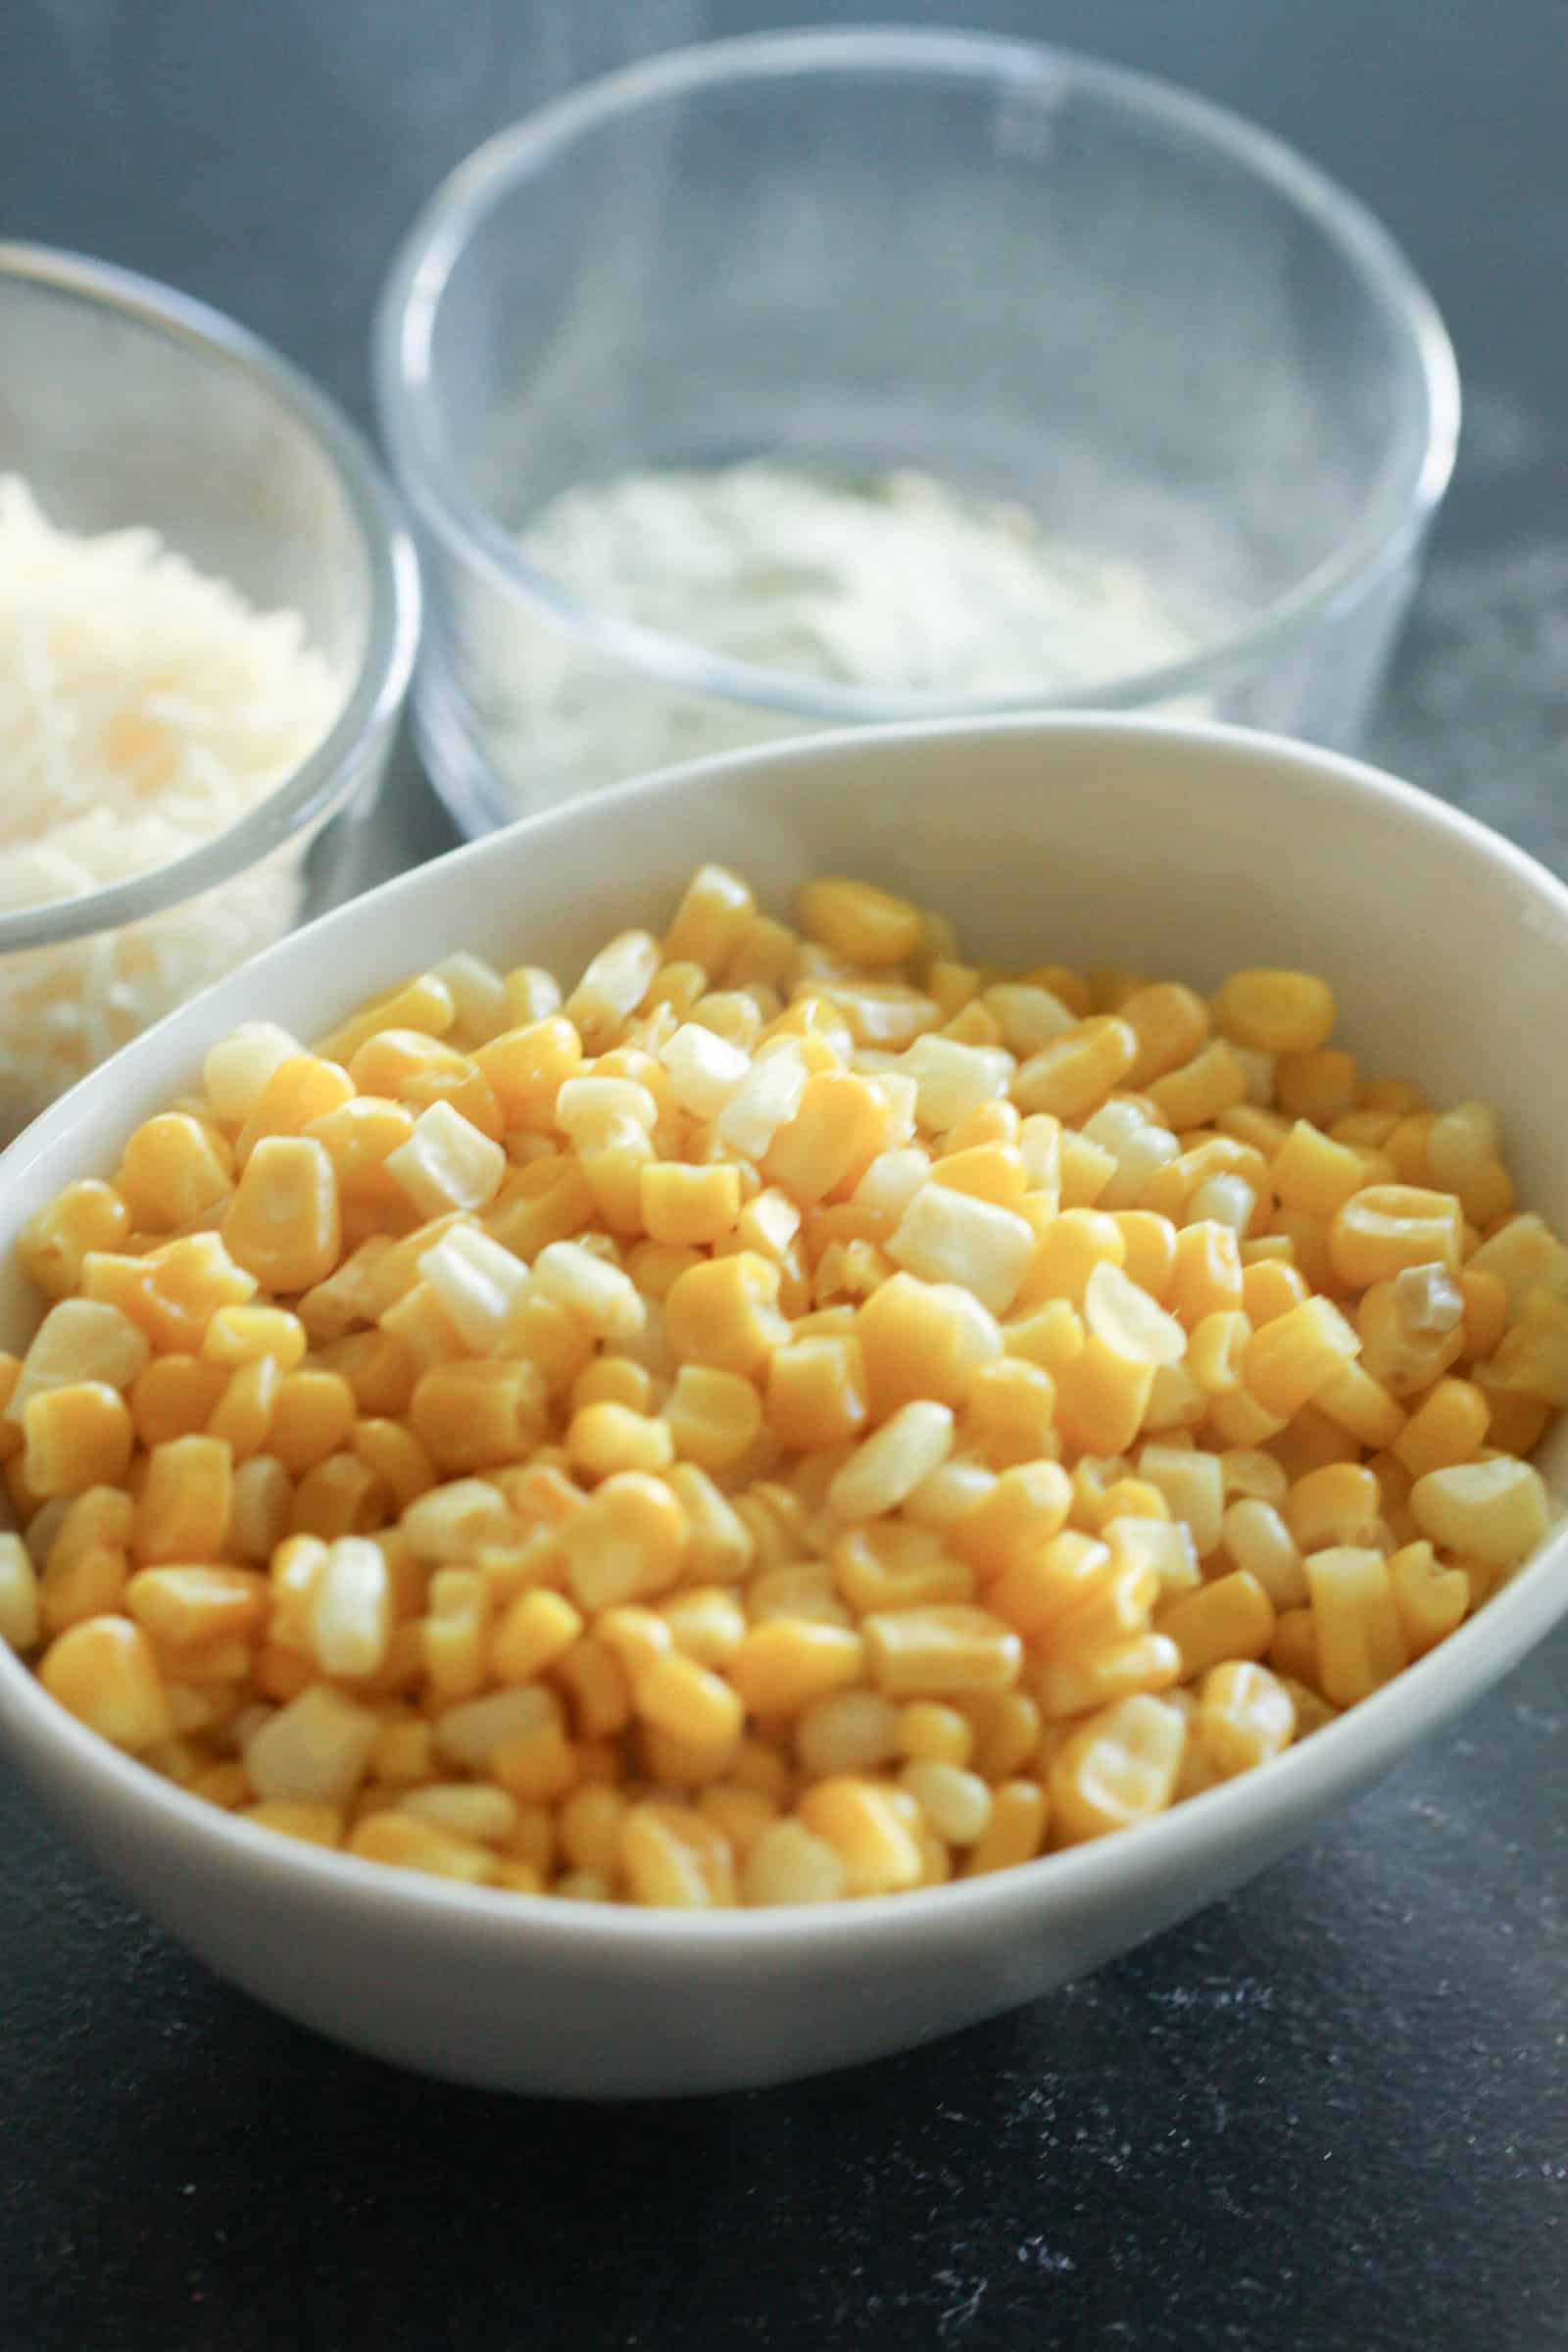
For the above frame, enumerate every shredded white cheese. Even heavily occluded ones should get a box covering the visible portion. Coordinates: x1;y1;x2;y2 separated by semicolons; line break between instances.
0;477;342;1138
484;462;1226;813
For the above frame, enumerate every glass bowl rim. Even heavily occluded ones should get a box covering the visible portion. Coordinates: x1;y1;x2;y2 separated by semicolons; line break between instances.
373;23;1460;729
0;240;422;955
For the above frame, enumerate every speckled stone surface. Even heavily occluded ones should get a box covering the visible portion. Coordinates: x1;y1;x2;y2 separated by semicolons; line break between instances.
1;6;1564;2346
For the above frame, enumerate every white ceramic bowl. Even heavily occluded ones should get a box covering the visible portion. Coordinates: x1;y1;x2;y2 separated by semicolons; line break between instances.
2;716;1565;2099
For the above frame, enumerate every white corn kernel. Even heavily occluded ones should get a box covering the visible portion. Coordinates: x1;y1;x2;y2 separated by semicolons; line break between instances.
658;1023;751;1119
203;1023;303;1122
385;1101;506;1217
896;1036;1013;1133
888;1183;1034;1315
716;1043;808;1157
826;1400;955;1519
1186;1175;1255;1234
531;1241;646;1340
244;1685;380;1803
309;1537;392;1678
1084;1260;1187;1366
418;1222;531;1349
9;1298;150;1421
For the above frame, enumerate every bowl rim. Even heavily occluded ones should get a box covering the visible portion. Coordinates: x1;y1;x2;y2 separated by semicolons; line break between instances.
0;240;423;954
373;24;1460;734
1;710;1566;1960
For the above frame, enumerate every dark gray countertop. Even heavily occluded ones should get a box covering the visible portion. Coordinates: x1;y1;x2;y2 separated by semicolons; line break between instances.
1;5;1564;2347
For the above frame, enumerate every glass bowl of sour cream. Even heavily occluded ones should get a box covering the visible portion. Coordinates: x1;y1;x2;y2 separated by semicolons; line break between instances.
374;27;1457;835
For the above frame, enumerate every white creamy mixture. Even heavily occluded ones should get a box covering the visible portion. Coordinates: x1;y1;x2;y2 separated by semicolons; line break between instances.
479;463;1224;814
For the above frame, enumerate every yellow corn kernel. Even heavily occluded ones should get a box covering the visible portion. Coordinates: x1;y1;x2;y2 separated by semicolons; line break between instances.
1241;1259;1311;1328
724;1618;862;1715
1275;1048;1357;1127
116;1113;232;1232
224;1456;289;1565
38;1537;128;1636
951;1777;1044;1875
1304;1545;1407;1705
633;1162;738;1251
1271;1120;1374;1219
19;1181;132;1299
1166;1221;1245;1329
1458;1268;1509;1362
1242;1296;1360;1420
1194;1660;1296;1778
1049;1691;1186;1843
1082;1259;1186;1371
22;1382;133;1496
796;876;921;967
9;1297;151;1425
563;1471;688;1610
460;1020;575;1141
201;1021;304;1121
984;1526;1107;1638
791;1775;919;1894
133;1434;231;1564
1104;1514;1199;1600
832;1522;973;1614
1107;1210;1179;1301
1155;1569;1275;1678
38;1613;172;1749
1471;1377;1548;1457
1146;1040;1249;1132
956;1689;1040;1782
926;1142;1027;1215
1268;1605;1321;1690
635;1649;745;1751
1386;1538;1469;1657
123;1564;267;1648
1055;1132;1117;1210
1356;1266;1466;1397
1310;1359;1407;1450
957;1356;1055;1469
480;1587;579;1690
218;1135;341;1295
198;1304;309;1375
853;1271;1002;1419
206;1354;281;1460
1393;1378;1491;1479
347;1811;496;1885
1329;1185;1463;1290
1054;1337;1154;1458
411;1354;545;1477
659;862;754;973
1013;1016;1138;1121
1409;1457;1548;1569
1211;968;1335;1055
348;1418;433;1514
564;1400;673;1483
1034;1630;1183;1720
1185;1308;1248;1397
862;1603;1021;1698
1223;1497;1307;1608
1486;1284;1568;1406
0;1532;40;1649
1119;981;1209;1087
618;1799;733;1907
662;1251;787;1376
269;1370;358;1476
662;1466;750;1587
647;1365;756;1475
758;1335;862;1452
231;1055;356;1169
945;1460;1068;1583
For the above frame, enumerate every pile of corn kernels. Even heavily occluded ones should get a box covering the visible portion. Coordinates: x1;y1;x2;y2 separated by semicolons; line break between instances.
0;865;1562;1908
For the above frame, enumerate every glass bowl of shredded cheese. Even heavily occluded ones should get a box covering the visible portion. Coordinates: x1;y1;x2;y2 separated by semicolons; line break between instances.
375;27;1457;838
0;243;421;1142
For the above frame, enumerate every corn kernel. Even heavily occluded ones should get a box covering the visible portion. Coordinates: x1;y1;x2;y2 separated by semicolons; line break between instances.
862;1603;1021;1697
1304;1546;1407;1705
1194;1660;1296;1778
1409;1457;1548;1569
1049;1692;1186;1843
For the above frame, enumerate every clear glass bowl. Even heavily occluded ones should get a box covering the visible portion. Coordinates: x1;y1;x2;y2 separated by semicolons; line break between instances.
0;243;421;1138
375;26;1458;838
